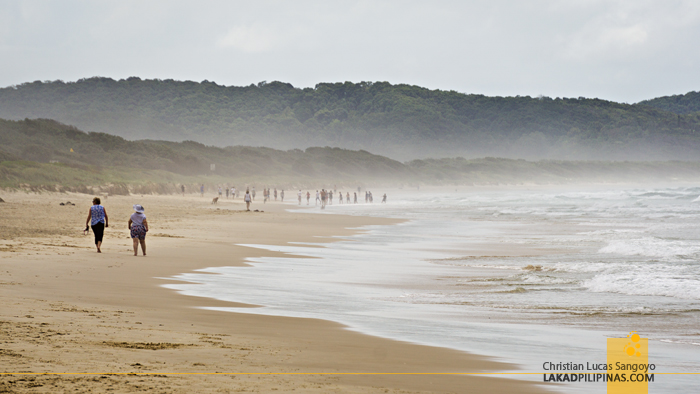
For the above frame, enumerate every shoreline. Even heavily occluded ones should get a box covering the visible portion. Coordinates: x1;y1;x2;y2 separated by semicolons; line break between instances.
0;192;548;393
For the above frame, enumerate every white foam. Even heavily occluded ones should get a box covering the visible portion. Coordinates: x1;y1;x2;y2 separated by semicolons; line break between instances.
582;268;700;300
598;237;700;259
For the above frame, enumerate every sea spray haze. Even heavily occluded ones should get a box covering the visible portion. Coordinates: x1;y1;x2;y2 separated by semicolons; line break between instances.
4;118;700;191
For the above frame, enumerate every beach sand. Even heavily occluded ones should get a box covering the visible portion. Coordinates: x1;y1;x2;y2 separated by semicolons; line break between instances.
0;192;548;393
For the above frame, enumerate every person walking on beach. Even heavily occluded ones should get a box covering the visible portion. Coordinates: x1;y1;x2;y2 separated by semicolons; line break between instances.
252;187;256;201
244;188;252;211
200;184;204;197
274;188;278;201
382;193;387;203
306;191;310;205
225;187;229;199
298;190;302;205
315;190;320;206
181;184;185;196
85;197;109;253
354;192;357;204
321;189;327;209
128;204;148;256
339;192;343;204
281;189;285;202
346;192;350;204
218;186;222;198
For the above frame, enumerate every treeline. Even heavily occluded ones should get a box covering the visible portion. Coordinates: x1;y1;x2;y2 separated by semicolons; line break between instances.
0;118;413;183
638;91;700;115
2;118;700;190
2;78;700;160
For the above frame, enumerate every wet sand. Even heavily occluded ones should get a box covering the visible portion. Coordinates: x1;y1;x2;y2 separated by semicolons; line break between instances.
0;192;549;393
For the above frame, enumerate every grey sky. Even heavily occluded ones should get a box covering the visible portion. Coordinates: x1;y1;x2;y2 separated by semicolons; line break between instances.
1;0;699;103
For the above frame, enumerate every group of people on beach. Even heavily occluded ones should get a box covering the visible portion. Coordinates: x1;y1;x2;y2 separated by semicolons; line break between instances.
192;184;257;202
210;186;387;208
310;188;386;208
187;184;388;206
85;197;148;256
261;188;283;203
87;186;386;253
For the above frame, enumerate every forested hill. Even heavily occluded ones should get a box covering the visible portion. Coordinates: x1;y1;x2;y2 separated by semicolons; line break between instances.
1;77;700;161
638;91;700;115
0;118;411;181
3;118;700;189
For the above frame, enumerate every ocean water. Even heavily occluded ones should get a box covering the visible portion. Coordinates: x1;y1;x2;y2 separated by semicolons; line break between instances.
163;185;700;393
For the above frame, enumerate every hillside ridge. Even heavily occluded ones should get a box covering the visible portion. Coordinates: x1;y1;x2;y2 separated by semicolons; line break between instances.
3;118;700;191
2;78;700;160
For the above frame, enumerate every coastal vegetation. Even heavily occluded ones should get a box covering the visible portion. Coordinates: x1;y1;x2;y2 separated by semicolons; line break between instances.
2;118;700;193
638;91;700;115
2;78;700;160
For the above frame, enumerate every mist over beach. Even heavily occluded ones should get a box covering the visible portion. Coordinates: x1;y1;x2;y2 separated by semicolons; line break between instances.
2;1;700;393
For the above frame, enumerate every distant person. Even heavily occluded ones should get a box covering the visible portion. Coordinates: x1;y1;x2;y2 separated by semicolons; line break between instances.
200;184;204;197
298;190;302;205
274;188;278;201
281;189;285;202
365;191;368;203
315;190;320;206
244;188;252;211
369;191;373;203
346;192;350;203
321;189;327;209
306;191;311;205
218;186;222;198
128;204;148;256
85;197;109;253
353;192;357;204
232;187;236;199
382;193;387;203
225;187;230;199
181;184;185;196
339;192;343;204
252;187;256;200
329;190;333;205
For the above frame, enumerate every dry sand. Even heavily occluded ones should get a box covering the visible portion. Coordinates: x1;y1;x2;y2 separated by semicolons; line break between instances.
0;192;549;393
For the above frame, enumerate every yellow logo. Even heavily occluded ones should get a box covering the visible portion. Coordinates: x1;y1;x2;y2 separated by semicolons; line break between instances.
607;331;649;394
624;331;643;357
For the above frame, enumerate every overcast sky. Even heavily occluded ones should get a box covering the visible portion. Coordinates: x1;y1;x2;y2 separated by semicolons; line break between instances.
1;0;699;103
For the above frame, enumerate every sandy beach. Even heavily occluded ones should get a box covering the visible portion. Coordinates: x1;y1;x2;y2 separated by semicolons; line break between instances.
0;191;548;393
